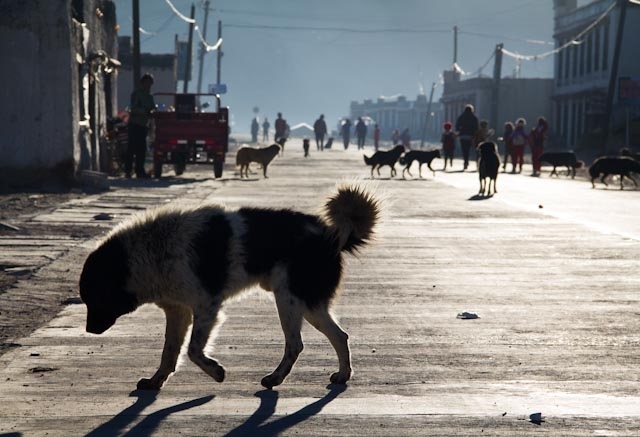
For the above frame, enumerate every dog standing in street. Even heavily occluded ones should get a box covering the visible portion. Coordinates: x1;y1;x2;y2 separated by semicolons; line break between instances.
363;145;405;178
79;184;380;391
539;151;583;178
589;156;640;189
477;141;500;196
236;143;281;178
399;149;441;178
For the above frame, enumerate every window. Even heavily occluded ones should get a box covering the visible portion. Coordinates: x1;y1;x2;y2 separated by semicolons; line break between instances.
586;32;592;75
602;19;609;71
594;26;600;71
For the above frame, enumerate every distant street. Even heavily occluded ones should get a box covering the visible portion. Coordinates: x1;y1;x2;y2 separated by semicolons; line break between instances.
1;138;640;436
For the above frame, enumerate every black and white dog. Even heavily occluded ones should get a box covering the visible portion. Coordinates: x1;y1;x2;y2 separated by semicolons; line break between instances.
80;184;380;390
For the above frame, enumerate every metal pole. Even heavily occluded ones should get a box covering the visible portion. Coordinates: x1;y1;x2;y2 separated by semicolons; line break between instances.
491;43;504;131
216;20;222;110
420;82;436;148
182;3;195;93
604;0;627;152
132;0;141;89
196;0;211;97
453;25;458;66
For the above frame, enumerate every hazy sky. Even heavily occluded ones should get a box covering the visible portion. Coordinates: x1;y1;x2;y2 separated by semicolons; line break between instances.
113;0;560;133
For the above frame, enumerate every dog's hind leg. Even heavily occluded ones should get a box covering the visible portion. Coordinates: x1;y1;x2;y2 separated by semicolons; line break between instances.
137;303;192;390
187;303;226;383
261;291;305;389
304;306;352;385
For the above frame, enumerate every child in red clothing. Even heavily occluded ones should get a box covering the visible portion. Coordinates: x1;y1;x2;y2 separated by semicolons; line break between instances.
441;121;456;170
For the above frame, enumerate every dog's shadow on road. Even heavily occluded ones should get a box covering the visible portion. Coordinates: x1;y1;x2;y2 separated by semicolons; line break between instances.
224;384;347;437
85;390;215;437
468;194;494;201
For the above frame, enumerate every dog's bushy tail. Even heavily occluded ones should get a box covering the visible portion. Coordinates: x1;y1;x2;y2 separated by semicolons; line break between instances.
323;183;380;254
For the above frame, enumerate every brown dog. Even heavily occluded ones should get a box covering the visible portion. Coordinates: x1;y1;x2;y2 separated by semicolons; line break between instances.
236;143;281;178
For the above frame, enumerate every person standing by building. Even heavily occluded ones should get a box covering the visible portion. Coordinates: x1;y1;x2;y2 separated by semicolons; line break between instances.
373;123;380;151
313;114;327;151
341;118;352;149
501;121;514;172
262;117;270;142
510;118;529;174
400;128;411;149
126;73;155;179
391;128;400;145
455;104;479;171
355;117;367;149
529;116;549;177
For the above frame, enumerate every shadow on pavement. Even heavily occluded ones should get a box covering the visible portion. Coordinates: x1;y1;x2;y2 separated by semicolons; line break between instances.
224;384;347;437
85;390;214;437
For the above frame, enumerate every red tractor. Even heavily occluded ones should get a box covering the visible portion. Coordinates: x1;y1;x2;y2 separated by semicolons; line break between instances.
151;93;229;178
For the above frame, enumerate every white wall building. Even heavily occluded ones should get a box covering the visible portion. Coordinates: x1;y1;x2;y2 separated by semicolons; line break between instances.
553;0;640;153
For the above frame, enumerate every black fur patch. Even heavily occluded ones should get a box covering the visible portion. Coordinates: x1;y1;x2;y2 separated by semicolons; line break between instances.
239;208;342;308
191;213;232;294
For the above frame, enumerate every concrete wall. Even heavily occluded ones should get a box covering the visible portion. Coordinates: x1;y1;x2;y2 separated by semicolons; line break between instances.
0;0;118;186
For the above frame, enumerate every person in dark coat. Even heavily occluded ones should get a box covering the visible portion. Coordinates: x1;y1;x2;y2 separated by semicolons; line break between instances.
455;104;479;171
313;114;328;151
355;117;367;150
341;118;352;150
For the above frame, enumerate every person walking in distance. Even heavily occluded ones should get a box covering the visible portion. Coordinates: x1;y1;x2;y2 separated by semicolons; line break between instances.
274;112;287;143
455;104;479;171
341;118;352;150
355;117;367;150
262;117;270;142
313;114;328;151
529;116;548;177
126;73;155;178
373;123;380;151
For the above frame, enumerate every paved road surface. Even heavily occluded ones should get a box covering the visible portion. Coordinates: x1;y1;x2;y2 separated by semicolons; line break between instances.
1;140;639;436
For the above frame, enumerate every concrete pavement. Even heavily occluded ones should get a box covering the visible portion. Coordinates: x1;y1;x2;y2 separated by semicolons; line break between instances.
1;139;640;436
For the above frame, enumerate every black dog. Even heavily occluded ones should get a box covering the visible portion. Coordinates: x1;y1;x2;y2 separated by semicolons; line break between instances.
589;156;640;189
399;149;441;178
303;138;310;157
477;141;500;196
539;152;583;178
324;137;334;149
363;145;405;178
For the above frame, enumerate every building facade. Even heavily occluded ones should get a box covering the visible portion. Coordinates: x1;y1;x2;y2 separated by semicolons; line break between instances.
117;36;177;114
349;94;444;145
440;71;554;146
553;0;640;153
0;0;119;184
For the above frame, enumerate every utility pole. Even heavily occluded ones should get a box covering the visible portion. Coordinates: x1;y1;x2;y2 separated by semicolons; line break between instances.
132;0;141;89
491;43;504;132
420;82;436;148
196;0;211;98
216;20;222;110
182;3;195;93
453;25;458;66
604;0;628;152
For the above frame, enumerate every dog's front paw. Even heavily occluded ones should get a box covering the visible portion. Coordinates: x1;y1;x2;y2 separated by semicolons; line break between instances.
260;373;283;390
329;370;351;385
137;377;163;391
